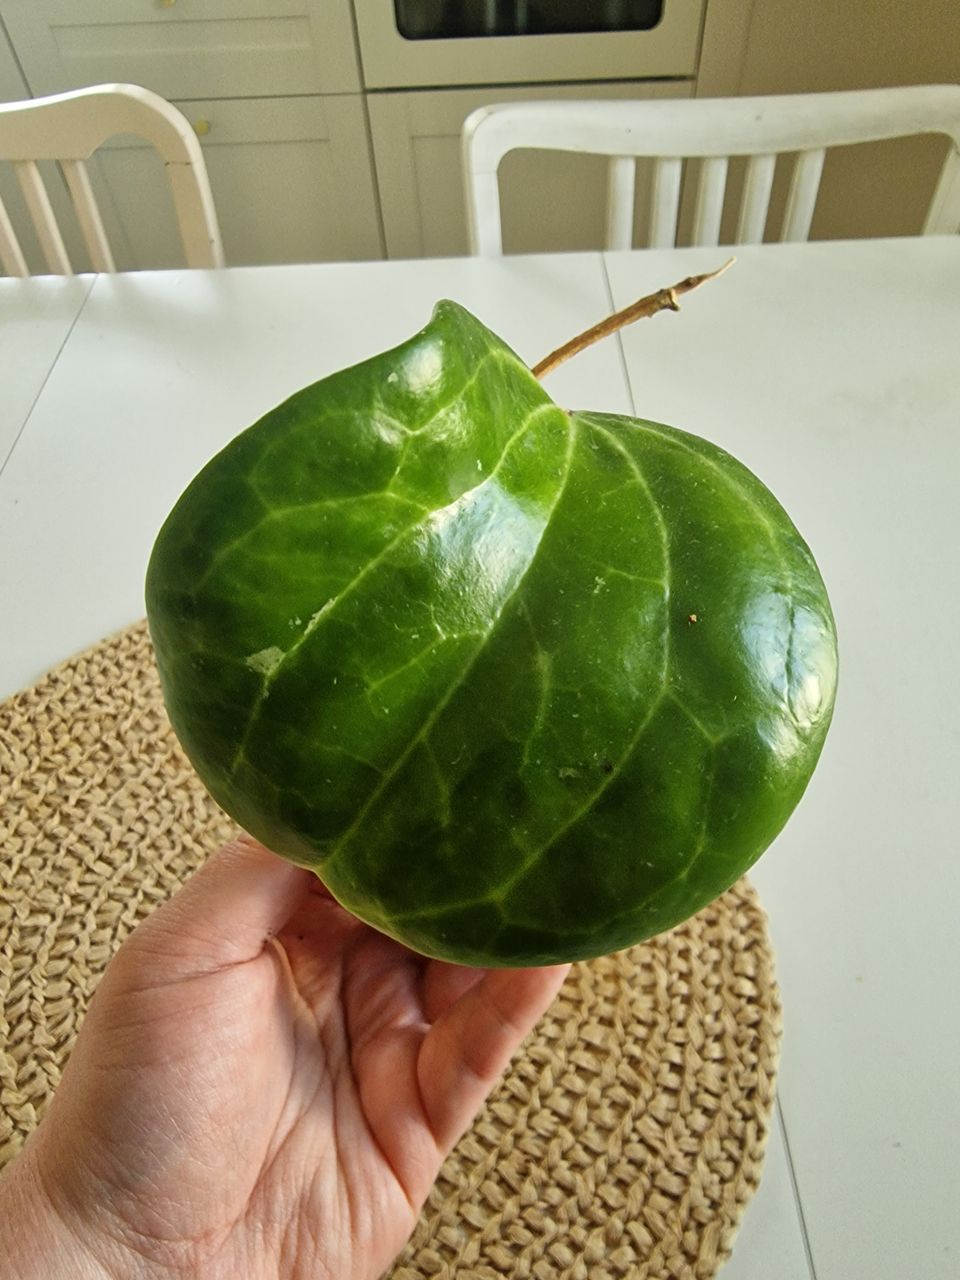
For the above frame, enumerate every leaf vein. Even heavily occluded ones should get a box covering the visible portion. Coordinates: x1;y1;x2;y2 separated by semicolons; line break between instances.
320;411;576;876
228;402;561;778
492;417;673;898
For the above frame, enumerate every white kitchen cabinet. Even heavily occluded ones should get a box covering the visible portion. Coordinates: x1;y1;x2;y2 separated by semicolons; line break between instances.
368;80;693;259
73;95;383;271
0;21;27;102
0;1;382;270
1;0;362;98
181;96;383;266
1;2;718;268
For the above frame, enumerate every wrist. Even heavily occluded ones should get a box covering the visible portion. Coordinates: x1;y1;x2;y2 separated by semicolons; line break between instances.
0;1145;117;1280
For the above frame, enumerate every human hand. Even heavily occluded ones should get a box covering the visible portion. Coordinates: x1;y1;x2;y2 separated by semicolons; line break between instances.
0;836;569;1280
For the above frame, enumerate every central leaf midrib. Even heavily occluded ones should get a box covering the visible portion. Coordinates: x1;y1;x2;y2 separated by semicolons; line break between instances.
228;398;561;778
485;415;673;902
320;412;578;878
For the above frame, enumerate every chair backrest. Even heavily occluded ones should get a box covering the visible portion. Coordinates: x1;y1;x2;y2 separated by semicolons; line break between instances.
463;84;960;255
0;82;224;275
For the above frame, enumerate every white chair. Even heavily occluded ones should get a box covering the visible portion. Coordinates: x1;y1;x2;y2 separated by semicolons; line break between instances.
463;84;960;255
0;83;224;275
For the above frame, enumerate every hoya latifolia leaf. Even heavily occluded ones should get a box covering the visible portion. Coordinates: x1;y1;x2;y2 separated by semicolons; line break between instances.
146;301;837;966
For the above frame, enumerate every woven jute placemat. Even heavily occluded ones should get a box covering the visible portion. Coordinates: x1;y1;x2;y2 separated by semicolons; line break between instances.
0;620;781;1279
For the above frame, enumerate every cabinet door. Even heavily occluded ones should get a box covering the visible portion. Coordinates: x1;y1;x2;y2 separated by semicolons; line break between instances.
368;81;693;259
0;21;28;102
61;95;382;271
3;0;361;99
177;96;382;265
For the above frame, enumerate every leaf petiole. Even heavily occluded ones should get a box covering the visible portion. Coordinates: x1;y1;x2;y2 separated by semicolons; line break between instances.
532;257;735;380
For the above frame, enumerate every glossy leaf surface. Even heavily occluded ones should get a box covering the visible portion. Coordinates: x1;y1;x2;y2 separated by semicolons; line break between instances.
146;302;837;966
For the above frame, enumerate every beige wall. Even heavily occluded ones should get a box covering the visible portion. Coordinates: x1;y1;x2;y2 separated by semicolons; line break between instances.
698;0;960;238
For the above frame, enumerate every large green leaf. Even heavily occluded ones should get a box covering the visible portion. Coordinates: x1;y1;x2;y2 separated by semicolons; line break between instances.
146;301;837;966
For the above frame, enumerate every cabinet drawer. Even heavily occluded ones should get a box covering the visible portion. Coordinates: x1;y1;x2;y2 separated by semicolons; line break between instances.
72;95;382;270
369;81;693;259
3;0;360;99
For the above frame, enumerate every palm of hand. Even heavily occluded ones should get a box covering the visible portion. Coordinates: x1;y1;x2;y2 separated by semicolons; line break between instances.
27;841;568;1280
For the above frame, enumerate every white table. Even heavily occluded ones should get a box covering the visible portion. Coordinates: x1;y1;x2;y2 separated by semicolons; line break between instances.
602;237;960;1280
0;274;93;468
0;254;631;696
2;239;957;1280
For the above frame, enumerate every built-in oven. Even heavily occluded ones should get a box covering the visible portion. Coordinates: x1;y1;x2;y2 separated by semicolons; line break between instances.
352;0;706;90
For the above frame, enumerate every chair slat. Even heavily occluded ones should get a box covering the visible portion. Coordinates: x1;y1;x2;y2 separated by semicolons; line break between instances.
0;193;28;276
1;86;224;273
923;143;960;233
466;170;502;256
650;156;682;248
61;159;115;272
736;153;776;244
605;156;636;251
782;148;825;242
463;87;960;256
166;161;225;269
692;155;728;246
14;160;72;273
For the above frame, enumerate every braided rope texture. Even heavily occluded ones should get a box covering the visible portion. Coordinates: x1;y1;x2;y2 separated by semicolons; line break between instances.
1;621;782;1278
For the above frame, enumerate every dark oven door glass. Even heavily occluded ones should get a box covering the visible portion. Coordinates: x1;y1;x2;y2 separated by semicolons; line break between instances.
395;1;665;40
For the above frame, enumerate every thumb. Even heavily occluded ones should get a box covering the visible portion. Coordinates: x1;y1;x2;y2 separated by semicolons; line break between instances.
128;833;314;976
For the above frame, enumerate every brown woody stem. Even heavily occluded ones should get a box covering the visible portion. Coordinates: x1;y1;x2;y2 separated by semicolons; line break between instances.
532;257;735;380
